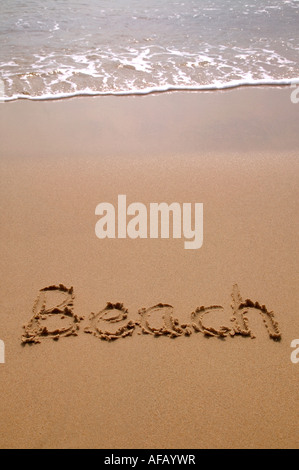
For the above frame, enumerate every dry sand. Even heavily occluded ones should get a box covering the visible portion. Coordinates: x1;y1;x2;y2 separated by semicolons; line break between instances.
0;88;298;448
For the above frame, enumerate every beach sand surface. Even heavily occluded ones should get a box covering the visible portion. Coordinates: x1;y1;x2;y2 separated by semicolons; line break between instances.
0;88;298;448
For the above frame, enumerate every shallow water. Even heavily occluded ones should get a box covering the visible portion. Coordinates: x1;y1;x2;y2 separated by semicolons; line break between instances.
0;0;299;100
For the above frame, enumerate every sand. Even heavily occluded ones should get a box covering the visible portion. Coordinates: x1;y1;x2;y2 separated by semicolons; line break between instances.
0;87;298;449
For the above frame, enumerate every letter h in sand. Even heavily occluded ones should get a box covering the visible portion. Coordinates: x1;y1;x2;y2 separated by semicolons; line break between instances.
230;284;281;340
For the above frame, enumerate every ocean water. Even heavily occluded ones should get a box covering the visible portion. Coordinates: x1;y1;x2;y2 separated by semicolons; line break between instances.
0;0;299;100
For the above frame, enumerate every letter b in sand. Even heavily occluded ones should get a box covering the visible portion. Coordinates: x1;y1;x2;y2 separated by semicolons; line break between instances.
0;339;4;363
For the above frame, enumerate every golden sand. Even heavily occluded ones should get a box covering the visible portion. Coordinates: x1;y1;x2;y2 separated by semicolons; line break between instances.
0;88;298;448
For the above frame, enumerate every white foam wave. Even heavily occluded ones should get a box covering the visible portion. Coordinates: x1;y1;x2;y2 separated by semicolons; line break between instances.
3;77;299;102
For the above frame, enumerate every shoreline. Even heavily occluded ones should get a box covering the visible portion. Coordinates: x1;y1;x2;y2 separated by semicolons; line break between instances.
3;78;299;102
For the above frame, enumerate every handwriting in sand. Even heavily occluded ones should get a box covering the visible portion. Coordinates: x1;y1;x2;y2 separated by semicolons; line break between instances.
21;283;281;345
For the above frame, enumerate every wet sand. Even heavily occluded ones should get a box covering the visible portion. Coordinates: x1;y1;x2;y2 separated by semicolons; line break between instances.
0;88;298;448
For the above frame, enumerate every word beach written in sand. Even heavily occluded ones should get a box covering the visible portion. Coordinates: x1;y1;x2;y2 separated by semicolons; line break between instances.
21;284;281;345
95;195;203;250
